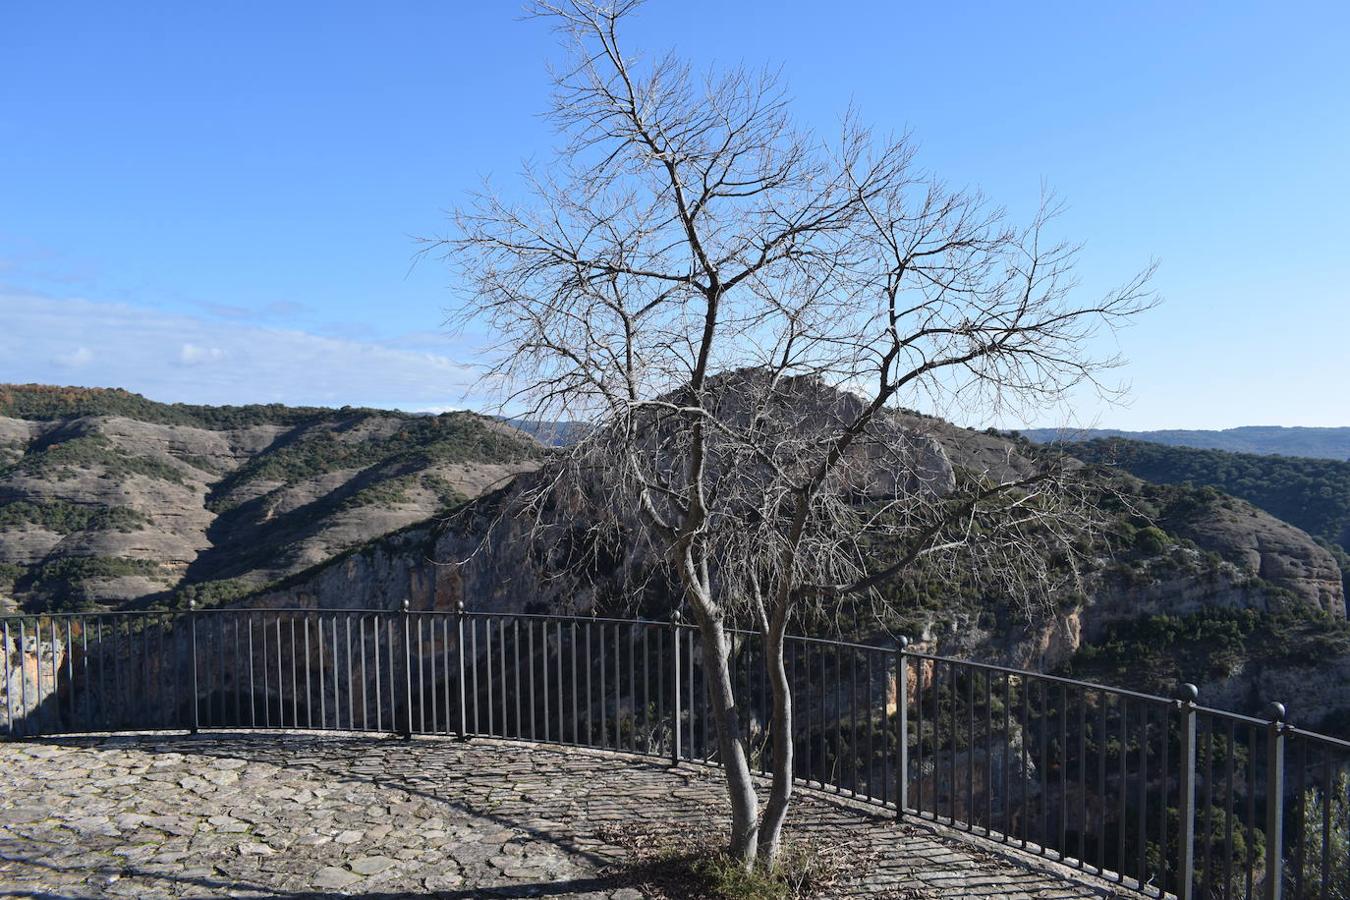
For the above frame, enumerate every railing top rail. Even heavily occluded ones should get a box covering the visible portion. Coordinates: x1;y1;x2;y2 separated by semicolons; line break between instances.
903;648;1179;707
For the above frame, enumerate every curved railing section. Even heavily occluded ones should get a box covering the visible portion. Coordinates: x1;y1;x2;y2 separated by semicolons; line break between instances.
2;604;1347;900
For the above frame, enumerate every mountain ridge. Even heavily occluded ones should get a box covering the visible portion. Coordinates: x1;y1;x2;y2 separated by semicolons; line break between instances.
1020;425;1350;460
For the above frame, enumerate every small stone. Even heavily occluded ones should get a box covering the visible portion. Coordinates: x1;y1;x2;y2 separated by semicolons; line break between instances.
334;829;364;844
313;866;360;889
349;855;397;876
237;841;274;856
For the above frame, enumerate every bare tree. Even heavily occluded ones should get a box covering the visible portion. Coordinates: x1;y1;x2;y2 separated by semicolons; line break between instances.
432;0;1156;869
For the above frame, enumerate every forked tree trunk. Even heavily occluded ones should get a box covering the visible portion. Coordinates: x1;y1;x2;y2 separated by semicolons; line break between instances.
756;617;794;864
694;615;761;868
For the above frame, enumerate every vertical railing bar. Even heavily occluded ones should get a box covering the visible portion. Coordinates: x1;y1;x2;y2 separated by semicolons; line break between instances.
1245;723;1257;900
1118;698;1128;881
513;618;522;740
1319;748;1331;900
1137;703;1149;885
834;642;844;794
3;620;12;735
485;618;495;737
230;617;240;727
985;671;994;836
967;664;976;831
586;622;594;747
498;618;508;739
671;618;681;764
1076;684;1086;865
1003;671;1012;842
539;619;549;743
344;615;353;730
455;605;466;739
656;622;665;756
396;610;408;737
303;616;312;729
897;638;909;818
571;621;580;746
914;645;924;816
1097;690;1107;874
865;650;875;801
373;614;383;732
65;617;74;728
1265;703;1286;900
469;615;480;734
849;645;858;795
627;623;636;755
1058;682;1069;858
599;623;607;748
1204;722;1217;899
84;615;93;730
417;611;426;735
1039;678;1049;850
1293;735;1308;900
1225;717;1236;900
246;616;255;728
878;646;888;807
428;615;438;735
332;616;340;731
642;625;650;755
261;613;271;729
527;619;536;741
1178;686;1199;900
1160;694;1171;894
188;603;199;734
470;615;480;736
615;623;624;753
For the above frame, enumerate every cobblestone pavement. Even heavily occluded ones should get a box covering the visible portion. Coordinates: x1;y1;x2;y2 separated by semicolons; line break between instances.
0;732;1127;898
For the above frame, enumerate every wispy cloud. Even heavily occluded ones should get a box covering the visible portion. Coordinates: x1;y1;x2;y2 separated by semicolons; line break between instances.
52;346;94;368
0;290;486;409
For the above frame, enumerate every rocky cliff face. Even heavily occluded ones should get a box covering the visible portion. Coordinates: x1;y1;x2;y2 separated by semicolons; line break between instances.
0;385;542;613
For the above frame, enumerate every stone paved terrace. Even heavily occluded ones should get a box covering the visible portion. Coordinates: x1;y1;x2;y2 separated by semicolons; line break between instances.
0;733;1130;899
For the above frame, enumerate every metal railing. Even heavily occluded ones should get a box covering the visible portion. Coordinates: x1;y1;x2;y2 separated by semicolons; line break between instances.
2;603;1347;900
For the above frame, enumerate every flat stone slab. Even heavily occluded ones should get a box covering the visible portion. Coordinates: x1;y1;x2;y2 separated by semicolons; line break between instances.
0;733;1128;898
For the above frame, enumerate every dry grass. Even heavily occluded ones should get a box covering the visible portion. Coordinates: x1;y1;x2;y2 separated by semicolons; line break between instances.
596;820;915;899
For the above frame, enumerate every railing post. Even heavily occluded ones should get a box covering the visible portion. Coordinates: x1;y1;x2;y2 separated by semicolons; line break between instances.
671;611;682;767
400;599;413;739
456;601;467;740
896;635;909;819
188;601;200;735
1265;701;1287;900
1176;683;1199;900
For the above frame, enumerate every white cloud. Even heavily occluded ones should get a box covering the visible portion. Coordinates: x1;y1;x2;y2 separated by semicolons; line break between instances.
178;343;226;366
53;346;94;368
0;290;486;409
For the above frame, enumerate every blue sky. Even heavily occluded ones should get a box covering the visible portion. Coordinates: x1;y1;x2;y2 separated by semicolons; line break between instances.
2;1;1347;428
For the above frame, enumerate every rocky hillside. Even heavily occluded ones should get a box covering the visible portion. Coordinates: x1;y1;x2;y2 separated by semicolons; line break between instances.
0;385;542;612
4;382;1348;732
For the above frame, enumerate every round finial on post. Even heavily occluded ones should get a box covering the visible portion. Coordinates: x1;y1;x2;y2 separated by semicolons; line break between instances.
455;600;466;614
188;599;197;611
1177;683;1199;704
401;598;411;613
896;635;910;652
1265;701;1287;723
670;608;682;625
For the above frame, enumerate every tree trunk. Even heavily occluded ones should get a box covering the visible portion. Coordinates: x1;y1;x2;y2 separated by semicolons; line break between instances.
694;614;760;868
756;613;793;865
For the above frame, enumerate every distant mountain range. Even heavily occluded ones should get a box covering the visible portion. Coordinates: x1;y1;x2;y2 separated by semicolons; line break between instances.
1020;426;1350;460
